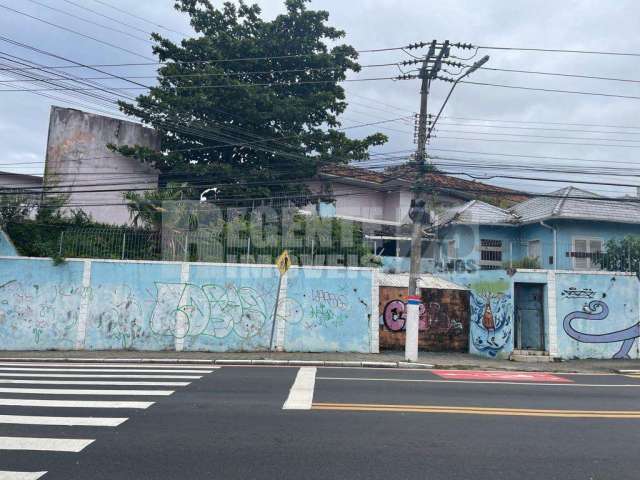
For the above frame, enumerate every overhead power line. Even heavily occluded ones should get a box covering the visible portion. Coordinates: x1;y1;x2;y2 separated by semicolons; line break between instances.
476;45;640;57
480;66;640;85
0;2;154;60
89;0;191;38
60;0;153;37
23;0;153;44
439;115;640;131
459;79;640;101
0;62;401;84
0;75;407;92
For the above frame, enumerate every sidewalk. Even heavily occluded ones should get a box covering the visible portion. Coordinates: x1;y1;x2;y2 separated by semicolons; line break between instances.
1;350;638;373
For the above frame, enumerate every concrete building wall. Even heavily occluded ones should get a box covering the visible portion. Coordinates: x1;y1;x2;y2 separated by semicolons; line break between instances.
44;107;161;226
0;257;376;353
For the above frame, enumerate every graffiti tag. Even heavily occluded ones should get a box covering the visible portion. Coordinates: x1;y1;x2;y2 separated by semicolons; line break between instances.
561;287;596;299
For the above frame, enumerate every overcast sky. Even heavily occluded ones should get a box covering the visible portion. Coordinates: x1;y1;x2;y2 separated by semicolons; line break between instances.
1;0;640;196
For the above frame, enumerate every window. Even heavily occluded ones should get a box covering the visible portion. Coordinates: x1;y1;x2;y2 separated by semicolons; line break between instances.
447;239;457;259
480;239;503;269
528;240;541;260
571;237;603;271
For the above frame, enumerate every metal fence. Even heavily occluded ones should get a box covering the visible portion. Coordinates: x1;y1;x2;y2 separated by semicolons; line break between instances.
57;227;376;267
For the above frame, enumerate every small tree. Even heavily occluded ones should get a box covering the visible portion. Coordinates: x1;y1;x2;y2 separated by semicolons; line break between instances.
598;236;640;273
0;193;35;228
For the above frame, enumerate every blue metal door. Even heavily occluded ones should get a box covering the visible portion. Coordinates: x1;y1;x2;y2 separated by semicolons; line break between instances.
515;283;545;350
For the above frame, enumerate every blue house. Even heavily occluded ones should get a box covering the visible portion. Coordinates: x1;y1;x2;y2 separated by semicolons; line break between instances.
435;187;640;272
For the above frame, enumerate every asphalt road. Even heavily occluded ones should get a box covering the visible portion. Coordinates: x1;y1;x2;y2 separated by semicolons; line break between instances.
2;361;640;480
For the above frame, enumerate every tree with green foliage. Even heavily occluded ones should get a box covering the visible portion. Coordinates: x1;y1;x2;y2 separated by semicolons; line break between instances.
598;236;640;273
124;183;194;230
0;193;36;228
114;0;387;203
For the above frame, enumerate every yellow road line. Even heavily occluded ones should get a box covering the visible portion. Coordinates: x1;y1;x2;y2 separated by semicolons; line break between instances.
312;403;640;418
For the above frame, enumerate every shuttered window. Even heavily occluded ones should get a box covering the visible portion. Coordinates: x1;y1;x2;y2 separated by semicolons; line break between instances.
572;238;603;271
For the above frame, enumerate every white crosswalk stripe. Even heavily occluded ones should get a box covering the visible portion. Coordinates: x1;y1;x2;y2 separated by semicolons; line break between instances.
0;363;216;370
0;367;212;374
0;360;216;478
0;471;47;480
0;373;202;379
0;437;94;452
0;387;174;396
0;379;190;386
0;398;154;409
0;415;127;427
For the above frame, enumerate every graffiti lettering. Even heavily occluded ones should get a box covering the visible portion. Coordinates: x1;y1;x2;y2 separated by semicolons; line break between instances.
382;299;461;334
561;287;596;299
563;300;640;359
311;290;348;310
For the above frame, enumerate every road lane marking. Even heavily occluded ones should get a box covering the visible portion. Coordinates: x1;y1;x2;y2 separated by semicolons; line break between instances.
283;367;316;410
0;379;190;386
316;376;640;387
0;471;47;480
0;387;173;396
312;403;640;418
0;368;212;374
0;362;216;370
0;373;202;379
0;436;94;452
432;370;572;382
0;398;154;409
0;415;127;427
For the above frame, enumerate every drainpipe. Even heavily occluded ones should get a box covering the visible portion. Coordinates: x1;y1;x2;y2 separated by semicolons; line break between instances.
539;221;556;270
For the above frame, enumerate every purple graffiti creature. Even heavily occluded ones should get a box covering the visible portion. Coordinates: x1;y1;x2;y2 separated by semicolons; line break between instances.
563;300;640;359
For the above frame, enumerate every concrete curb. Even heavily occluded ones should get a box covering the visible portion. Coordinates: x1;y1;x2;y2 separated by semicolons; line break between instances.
615;369;640;374
0;357;434;369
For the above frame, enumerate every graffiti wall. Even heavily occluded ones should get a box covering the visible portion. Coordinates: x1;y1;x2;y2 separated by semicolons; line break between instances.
284;268;373;352
556;273;639;359
85;261;182;351
0;258;375;352
0;260;85;350
183;264;280;352
378;286;469;352
440;271;515;358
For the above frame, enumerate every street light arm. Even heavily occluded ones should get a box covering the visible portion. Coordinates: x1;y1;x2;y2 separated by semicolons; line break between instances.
199;187;216;202
427;55;489;140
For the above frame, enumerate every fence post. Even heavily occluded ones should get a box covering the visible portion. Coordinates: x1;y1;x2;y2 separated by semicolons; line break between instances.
121;232;126;260
246;236;251;264
183;231;189;262
311;238;315;265
58;231;64;256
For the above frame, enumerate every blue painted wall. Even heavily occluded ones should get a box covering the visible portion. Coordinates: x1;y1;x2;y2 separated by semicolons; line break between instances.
556;273;639;359
183;264;280;352
85;261;182;351
0;259;85;350
284;267;372;352
0;258;374;352
0;230;18;257
444;270;514;358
